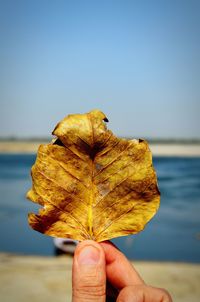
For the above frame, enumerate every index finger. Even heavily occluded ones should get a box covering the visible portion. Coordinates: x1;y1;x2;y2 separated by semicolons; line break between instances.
100;241;144;290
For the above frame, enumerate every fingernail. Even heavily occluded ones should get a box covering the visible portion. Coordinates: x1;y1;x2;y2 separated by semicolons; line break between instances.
77;245;100;265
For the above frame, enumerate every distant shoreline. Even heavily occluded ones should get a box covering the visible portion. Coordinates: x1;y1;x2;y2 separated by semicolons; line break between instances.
0;141;200;156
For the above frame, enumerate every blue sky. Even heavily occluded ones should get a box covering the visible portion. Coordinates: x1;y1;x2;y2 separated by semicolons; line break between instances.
0;0;199;138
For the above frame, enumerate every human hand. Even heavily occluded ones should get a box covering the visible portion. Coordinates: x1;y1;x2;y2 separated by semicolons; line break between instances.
72;240;172;302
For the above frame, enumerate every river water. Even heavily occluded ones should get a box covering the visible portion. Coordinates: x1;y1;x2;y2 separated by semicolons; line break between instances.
0;154;199;262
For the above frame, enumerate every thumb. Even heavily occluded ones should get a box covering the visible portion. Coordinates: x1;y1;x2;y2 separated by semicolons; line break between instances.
72;240;106;302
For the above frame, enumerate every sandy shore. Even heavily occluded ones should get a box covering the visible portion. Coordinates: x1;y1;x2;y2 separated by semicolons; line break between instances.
150;144;200;157
0;141;200;156
0;253;199;302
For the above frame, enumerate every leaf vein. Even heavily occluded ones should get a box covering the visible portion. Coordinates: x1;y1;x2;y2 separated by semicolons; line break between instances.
95;203;138;238
33;180;89;236
95;141;132;178
37;154;89;190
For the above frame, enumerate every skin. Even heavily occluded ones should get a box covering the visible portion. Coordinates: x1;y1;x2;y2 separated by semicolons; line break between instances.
72;240;173;302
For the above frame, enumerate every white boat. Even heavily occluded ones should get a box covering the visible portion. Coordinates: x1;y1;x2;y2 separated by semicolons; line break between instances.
53;238;78;255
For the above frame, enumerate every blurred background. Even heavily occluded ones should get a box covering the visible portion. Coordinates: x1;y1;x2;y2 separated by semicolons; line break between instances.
0;0;200;301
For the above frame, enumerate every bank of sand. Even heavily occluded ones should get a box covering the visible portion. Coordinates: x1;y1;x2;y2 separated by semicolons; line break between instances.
0;141;200;156
0;253;199;302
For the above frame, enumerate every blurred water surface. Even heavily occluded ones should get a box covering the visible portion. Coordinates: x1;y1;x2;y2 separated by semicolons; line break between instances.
0;154;200;262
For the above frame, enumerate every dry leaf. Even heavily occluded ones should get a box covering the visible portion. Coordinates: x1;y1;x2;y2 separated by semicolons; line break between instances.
27;109;160;242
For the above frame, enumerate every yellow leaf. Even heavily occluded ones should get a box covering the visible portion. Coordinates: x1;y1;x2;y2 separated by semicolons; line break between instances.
27;109;160;242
